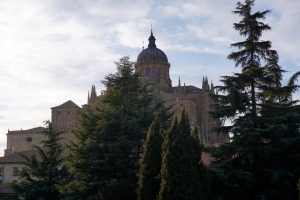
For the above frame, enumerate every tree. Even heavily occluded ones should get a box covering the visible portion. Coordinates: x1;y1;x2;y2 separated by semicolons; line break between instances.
137;117;163;200
63;56;170;200
13;121;69;200
298;179;300;200
210;0;300;199
158;111;204;200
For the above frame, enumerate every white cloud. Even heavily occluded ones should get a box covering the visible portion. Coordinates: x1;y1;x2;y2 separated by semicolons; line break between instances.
0;0;153;154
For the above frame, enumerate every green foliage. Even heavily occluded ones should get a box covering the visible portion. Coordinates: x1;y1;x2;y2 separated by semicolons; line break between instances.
210;1;300;199
298;179;300;200
158;111;206;200
63;56;170;200
13;121;69;200
137;117;163;200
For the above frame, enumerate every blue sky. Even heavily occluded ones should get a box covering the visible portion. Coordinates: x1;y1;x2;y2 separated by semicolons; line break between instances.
0;0;299;155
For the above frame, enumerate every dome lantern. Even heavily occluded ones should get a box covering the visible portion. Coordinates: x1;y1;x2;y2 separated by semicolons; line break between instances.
137;31;168;63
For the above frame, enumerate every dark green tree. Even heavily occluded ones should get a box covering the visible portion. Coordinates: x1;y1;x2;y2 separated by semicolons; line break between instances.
158;111;204;200
13;121;69;200
60;106;102;200
210;0;300;199
298;179;300;200
63;56;170;200
137;117;163;200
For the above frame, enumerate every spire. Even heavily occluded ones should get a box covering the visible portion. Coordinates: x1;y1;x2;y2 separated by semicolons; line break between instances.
202;76;210;90
148;28;156;48
178;77;181;87
91;85;97;99
88;85;97;105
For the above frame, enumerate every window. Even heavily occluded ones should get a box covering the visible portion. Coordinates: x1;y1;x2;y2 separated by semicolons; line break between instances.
25;136;32;143
0;180;3;185
157;66;163;79
0;167;3;176
13;167;19;176
144;67;151;78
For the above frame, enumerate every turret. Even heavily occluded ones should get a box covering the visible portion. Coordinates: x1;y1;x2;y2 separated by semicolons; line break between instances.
202;76;210;91
88;85;97;105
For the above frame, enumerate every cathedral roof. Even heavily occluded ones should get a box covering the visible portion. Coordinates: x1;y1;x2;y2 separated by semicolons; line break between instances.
137;31;168;63
173;85;202;93
0;150;35;163
51;100;80;109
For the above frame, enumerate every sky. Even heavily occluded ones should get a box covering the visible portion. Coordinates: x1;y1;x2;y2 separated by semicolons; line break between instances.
0;0;299;155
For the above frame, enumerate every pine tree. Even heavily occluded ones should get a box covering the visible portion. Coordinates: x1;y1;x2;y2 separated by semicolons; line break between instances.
13;121;69;200
158;111;204;200
137;117;163;200
63;56;170;200
210;1;300;199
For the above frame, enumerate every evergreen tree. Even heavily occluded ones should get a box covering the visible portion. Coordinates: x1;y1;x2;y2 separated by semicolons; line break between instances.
60;106;102;200
158;111;204;200
210;1;300;199
63;56;170;200
137;117;163;200
298;179;300;200
13;121;69;200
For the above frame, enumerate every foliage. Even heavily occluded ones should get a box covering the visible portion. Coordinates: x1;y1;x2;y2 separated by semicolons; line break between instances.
158;111;206;200
210;0;300;199
137;117;163;200
298;179;300;200
13;121;69;200
63;56;170;200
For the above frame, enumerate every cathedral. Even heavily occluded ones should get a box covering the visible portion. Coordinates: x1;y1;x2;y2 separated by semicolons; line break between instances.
0;31;225;185
87;31;225;146
134;30;225;146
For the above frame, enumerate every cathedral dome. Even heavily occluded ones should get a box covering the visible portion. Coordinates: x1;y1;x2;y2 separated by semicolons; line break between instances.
137;31;168;63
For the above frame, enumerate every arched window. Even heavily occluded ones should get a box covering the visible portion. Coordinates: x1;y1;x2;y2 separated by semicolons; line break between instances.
144;67;151;79
157;66;163;79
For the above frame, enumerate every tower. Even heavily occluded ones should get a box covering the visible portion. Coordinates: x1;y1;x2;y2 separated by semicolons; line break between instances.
135;30;172;89
135;31;226;147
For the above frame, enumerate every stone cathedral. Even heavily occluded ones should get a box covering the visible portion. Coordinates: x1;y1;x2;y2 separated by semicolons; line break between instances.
88;31;226;147
3;31;225;158
134;31;225;146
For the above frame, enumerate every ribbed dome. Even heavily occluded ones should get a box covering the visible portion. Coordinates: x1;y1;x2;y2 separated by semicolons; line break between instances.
137;31;168;63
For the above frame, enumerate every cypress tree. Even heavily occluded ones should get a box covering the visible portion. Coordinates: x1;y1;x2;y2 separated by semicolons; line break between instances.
158;117;179;200
210;1;300;199
158;111;203;200
137;117;163;200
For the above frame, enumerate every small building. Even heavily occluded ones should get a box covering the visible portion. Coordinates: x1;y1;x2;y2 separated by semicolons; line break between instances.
0;150;35;184
0;150;35;198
